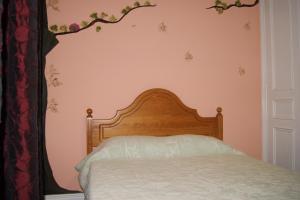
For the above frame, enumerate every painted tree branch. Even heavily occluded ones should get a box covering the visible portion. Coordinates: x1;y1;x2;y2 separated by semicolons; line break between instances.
207;0;259;13
53;4;156;36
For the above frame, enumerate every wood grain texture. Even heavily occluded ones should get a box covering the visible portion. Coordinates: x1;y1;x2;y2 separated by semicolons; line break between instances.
86;88;223;154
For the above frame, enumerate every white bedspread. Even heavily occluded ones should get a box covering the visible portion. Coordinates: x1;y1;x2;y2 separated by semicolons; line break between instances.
84;155;300;200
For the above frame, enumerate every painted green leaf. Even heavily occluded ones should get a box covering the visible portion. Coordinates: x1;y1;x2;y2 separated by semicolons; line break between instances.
100;12;108;18
235;0;241;6
90;12;98;19
50;25;58;32
81;21;89;27
121;9;127;14
144;1;151;6
221;2;228;8
134;1;140;7
59;25;67;32
125;6;132;11
96;26;101;32
109;15;117;22
215;0;222;6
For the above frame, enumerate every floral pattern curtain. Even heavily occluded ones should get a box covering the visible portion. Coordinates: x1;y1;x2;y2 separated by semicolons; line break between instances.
1;0;47;199
0;0;74;198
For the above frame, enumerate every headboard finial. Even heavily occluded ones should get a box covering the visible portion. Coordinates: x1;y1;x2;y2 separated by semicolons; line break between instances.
217;107;222;113
87;108;93;118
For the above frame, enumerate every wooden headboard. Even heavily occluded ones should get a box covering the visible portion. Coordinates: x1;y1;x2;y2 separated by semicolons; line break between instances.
86;88;223;154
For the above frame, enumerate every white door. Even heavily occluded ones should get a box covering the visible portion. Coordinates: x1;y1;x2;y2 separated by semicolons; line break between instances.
261;0;300;171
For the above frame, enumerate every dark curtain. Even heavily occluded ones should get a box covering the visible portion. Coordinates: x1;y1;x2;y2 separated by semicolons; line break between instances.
1;0;45;199
0;0;75;199
1;0;43;198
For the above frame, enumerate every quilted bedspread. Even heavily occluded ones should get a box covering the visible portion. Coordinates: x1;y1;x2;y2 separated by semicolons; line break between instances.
84;155;300;200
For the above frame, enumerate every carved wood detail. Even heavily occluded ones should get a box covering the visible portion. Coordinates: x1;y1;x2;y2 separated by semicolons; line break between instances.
86;88;223;154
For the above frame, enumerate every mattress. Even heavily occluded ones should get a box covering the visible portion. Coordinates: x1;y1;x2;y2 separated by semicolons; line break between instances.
83;154;300;200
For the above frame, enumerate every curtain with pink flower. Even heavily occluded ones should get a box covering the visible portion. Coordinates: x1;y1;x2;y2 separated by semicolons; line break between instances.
0;0;78;198
0;0;54;199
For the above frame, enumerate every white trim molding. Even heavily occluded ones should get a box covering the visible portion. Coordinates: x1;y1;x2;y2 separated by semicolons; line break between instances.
45;193;84;200
260;0;269;162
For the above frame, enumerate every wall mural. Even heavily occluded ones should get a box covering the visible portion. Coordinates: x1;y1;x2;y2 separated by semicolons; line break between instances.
45;0;259;193
206;0;258;77
44;1;157;194
46;64;63;88
47;98;59;113
185;51;193;61
207;0;259;14
46;64;62;113
158;22;167;32
45;0;259;118
238;66;246;76
244;21;251;30
47;0;60;12
49;1;156;36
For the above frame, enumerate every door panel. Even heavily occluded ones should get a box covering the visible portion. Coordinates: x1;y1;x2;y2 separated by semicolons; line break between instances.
261;0;299;171
273;127;295;169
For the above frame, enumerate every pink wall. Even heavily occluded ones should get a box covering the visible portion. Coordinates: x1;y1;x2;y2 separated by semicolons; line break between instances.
46;0;261;190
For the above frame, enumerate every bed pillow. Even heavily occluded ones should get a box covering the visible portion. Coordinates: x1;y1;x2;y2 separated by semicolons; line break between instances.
76;134;243;172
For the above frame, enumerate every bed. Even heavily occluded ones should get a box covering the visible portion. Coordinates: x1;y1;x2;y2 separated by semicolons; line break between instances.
78;88;300;200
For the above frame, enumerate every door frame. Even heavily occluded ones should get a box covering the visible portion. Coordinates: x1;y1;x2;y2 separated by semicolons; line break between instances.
260;0;269;162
